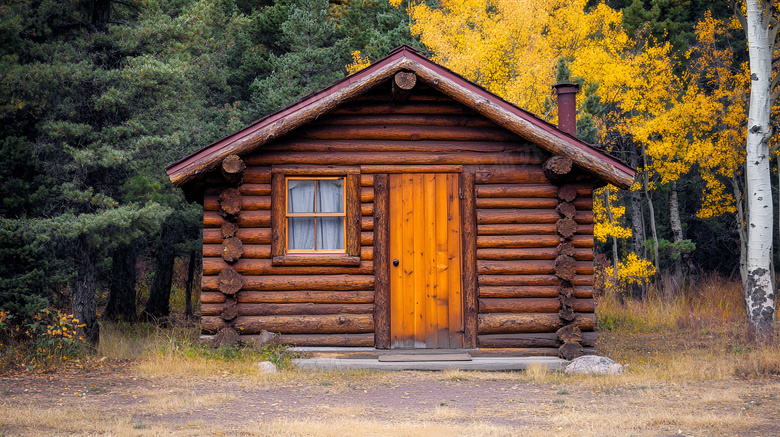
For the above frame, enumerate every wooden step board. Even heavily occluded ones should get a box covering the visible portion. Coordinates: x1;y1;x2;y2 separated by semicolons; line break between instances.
378;352;472;362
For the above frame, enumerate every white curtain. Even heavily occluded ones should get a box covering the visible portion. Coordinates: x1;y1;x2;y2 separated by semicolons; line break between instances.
288;180;315;250
317;180;343;250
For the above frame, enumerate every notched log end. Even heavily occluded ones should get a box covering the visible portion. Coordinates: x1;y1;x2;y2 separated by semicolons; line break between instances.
218;188;243;219
222;237;245;263
557;184;578;202
212;327;240;347
544;155;573;181
558;341;583;360
221;155;246;186
218;267;244;295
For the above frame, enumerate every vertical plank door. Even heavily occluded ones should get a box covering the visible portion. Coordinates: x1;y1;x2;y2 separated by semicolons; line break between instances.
389;173;463;349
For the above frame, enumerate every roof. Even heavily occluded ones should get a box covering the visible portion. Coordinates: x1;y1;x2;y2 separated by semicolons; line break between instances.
166;45;635;189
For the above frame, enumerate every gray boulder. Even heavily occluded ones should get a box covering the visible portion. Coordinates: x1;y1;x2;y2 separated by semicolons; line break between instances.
564;355;623;375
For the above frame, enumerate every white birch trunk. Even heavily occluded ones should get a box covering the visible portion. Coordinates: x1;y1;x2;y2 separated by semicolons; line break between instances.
744;0;776;338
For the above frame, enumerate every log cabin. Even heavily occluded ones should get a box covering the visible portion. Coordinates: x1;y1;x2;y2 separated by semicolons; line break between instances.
166;45;635;359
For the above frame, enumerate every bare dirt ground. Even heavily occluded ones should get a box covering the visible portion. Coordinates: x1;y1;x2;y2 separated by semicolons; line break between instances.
1;361;779;437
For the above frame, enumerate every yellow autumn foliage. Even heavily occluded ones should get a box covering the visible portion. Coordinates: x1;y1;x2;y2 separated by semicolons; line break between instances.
593;186;632;243
603;252;657;292
346;50;371;75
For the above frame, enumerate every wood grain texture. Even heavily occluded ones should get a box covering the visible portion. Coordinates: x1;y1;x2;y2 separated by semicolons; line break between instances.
477;312;596;334
202;274;375;291
203;258;373;276
373;174;391;349
237;290;375;304
461;172;478;348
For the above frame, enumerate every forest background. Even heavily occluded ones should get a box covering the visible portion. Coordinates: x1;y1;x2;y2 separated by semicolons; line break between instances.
0;0;776;349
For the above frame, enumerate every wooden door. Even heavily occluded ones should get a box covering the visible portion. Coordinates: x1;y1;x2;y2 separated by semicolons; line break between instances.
389;173;463;349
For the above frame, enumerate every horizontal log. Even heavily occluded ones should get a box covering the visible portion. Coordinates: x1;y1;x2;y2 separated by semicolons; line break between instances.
270;165;360;176
477;209;593;225
362;202;373;216
204;195;270;211
237;290;375;304
272;254;361;266
469;347;561;357
471;167;547;184
477;260;593;275
271;333;374;347
477;234;594;249
204;211;270;228
360;165;463;173
478;274;594;287
243;166;271;183
205;183;271;196
477;223;592;236
315;113;497;127
362;216;373;231
477;312;596;334
244;151;543;166
478;298;596;313
232;314;374;335
201;303;374;317
476;198;558;209
298;124;523;142
477;235;559;249
361;187;374;203
203;274;375;291
476;332;597;348
203;258;374;276
361;174;374;187
477;248;593;261
263;138;534;154
203;228;270;244
476;183;592;198
478;286;594;298
478;333;559;348
362;245;373;260
201;291;226;304
204;244;271;259
361;232;373;246
331;101;476;115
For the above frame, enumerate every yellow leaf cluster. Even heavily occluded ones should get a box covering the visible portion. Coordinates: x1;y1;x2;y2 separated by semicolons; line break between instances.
592;186;632;243
603;252;656;292
346;50;371;75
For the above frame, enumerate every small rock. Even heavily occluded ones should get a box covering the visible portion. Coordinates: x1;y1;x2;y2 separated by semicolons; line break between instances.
564;355;623;375
254;330;280;351
255;361;277;374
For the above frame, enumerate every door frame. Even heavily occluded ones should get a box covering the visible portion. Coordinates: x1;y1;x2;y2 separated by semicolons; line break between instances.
372;171;478;349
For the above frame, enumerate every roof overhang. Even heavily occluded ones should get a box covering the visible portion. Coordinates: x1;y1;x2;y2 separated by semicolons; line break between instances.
166;45;635;189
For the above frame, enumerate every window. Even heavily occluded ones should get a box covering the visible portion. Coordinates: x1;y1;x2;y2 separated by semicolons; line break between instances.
271;166;361;266
287;178;345;252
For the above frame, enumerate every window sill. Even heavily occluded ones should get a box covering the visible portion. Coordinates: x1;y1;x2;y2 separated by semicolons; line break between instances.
272;254;361;267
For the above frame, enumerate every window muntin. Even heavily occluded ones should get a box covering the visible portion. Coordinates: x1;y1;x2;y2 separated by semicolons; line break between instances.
286;177;345;252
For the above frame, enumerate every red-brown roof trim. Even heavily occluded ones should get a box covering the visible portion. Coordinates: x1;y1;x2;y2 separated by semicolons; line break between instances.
166;45;635;189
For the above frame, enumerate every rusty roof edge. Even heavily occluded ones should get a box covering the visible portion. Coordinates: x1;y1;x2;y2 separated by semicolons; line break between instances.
397;55;636;189
166;55;410;187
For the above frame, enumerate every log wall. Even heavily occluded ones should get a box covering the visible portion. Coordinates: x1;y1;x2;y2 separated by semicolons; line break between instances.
198;79;597;350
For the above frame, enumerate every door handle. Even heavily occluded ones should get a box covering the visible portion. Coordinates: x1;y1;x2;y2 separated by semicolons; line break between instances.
393;259;399;267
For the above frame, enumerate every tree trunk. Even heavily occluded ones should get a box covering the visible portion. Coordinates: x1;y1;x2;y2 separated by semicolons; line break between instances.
668;181;684;292
143;225;177;322
184;249;198;320
743;0;776;340
732;172;748;285
72;241;99;345
104;246;138;322
604;187;619;273
629;146;646;258
642;143;660;294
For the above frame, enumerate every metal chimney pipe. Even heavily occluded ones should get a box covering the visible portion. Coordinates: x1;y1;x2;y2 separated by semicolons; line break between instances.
553;82;580;137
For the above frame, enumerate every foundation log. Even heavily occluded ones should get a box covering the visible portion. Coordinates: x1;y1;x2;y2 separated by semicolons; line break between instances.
260;333;374;347
477;333;560;348
231;314;374;335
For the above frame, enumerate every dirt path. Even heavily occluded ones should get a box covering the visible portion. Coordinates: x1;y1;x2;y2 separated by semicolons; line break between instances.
2;364;779;436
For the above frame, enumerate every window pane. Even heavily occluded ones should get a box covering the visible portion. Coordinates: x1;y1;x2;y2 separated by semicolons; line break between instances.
317;179;343;213
288;180;315;213
288;217;315;250
317;217;344;250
